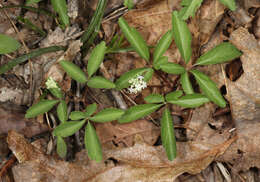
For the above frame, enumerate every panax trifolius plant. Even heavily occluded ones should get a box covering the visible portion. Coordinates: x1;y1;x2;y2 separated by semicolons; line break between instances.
25;8;241;161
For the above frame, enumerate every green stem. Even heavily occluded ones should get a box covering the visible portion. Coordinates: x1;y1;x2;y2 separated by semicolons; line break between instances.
81;0;107;44
0;46;66;74
17;16;47;37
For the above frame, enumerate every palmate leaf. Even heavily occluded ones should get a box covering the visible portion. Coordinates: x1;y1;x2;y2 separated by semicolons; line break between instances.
57;100;67;123
191;70;226;108
153;30;173;63
167;94;210;108
85;122;103;162
118;17;149;61
172;11;192;64
195;42;242;65
59;60;88;83
25;99;59;118
118;104;163;123
57;136;67;158
87;76;115;89
218;0;236;11
179;0;203;20
51;0;69;26
87;41;107;77
144;94;165;104
0;34;21;54
89;108;125;123
161;107;177;160
53;120;86;137
180;71;194;94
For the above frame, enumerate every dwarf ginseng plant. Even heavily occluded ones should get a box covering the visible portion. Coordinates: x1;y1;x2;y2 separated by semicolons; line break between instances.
25;8;241;162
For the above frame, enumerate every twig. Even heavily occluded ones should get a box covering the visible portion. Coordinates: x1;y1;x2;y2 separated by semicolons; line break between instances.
0;155;16;178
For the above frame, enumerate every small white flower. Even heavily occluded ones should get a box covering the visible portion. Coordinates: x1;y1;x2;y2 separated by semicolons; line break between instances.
45;77;60;90
128;74;147;94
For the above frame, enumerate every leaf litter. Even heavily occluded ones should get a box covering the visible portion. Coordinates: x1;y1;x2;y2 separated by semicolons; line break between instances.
1;0;260;181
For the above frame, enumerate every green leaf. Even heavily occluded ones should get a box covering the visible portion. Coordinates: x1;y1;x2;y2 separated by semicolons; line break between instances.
153;30;173;63
85;122;103;162
179;0;203;20
153;56;168;70
51;0;69;26
25;99;59;118
218;0;236;11
0;46;65;75
172;11;192;63
115;68;150;90
160;62;186;74
56;136;67;158
161;107;177;160
90;108;125;123
180;71;194;94
87;76;115;89
191;70;226;108
167;94;210;108
48;88;63;99
118;104;163;123
85;103;97;117
124;0;134;9
57;100;67;123
195;42;242;65
118;17;149;61
26;0;42;5
0;34;21;54
143;68;154;82
69;111;87;120
144;94;165;103
87;41;107;77
53;120;86;137
165;90;183;102
59;60;88;83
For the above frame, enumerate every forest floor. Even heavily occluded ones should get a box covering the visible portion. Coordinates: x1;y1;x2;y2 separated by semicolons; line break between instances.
0;0;260;181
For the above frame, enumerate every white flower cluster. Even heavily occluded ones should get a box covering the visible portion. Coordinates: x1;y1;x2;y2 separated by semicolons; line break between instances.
45;77;60;90
128;74;147;94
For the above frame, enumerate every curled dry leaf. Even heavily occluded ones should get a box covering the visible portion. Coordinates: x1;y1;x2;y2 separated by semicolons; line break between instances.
0;102;48;137
216;28;260;172
95;119;160;146
8;128;235;182
228;27;260;125
199;0;226;45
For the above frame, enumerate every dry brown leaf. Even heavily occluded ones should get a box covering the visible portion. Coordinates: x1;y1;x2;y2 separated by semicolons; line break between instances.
8;129;235;182
228;27;260;124
96;119;160;146
199;0;226;45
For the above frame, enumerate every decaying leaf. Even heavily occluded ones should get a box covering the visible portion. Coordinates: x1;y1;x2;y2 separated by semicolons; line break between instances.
95;119;160;146
8;127;235;182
